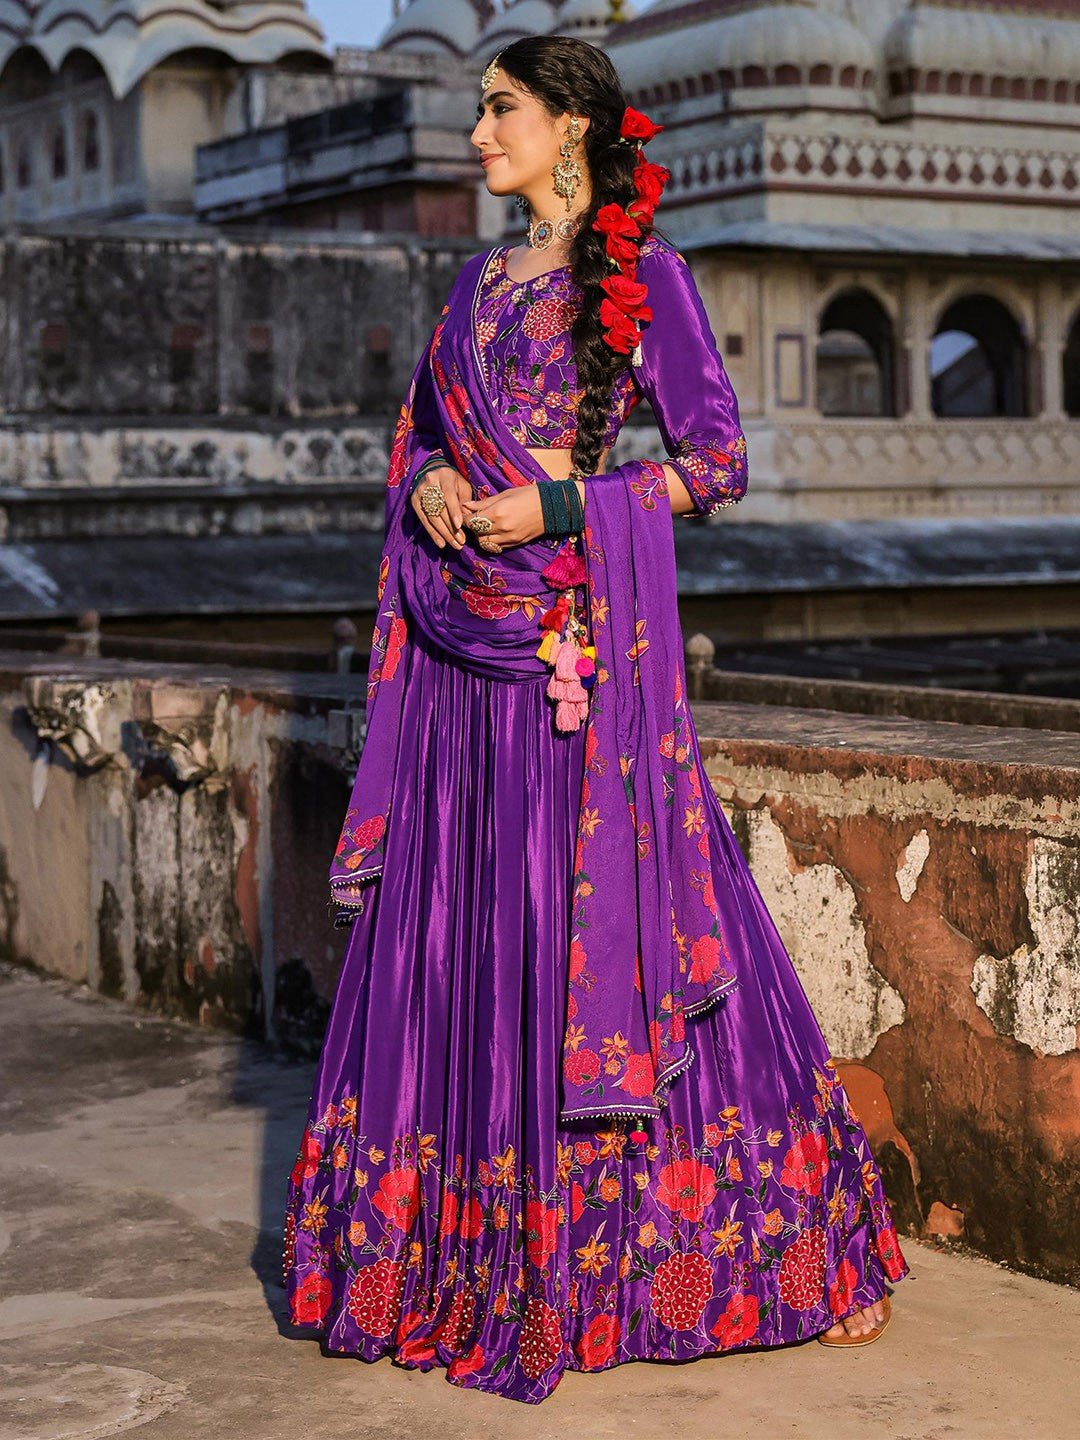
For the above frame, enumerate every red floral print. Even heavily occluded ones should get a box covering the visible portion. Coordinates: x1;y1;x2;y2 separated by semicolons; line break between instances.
523;296;578;342
519;1295;562;1379
290;1132;322;1185
438;1285;476;1351
650;1250;713;1329
710;1290;760;1348
829;1258;858;1317
290;1270;332;1326
371;1166;422;1232
777;1227;827;1311
526;1200;560;1267
876;1222;905;1280
577;1313;621;1368
346;1257;407;1337
655;1157;718;1223
689;933;722;984
780;1132;830;1197
447;1344;485;1379
618;1051;657;1098
564;1048;600;1087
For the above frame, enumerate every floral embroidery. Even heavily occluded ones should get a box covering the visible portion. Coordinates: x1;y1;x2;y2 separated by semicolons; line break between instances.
475;248;639;450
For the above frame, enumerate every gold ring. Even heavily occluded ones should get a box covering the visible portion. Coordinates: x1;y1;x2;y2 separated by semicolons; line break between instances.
464;514;493;534
478;536;503;553
419;484;446;518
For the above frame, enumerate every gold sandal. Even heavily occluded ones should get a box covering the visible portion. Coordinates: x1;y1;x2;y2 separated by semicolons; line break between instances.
817;1293;892;1347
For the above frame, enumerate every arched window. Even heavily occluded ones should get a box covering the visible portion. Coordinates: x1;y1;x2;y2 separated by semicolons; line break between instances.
1064;310;1080;418
16;138;31;188
82;111;100;172
52;126;67;180
816;288;897;417
931;294;1028;417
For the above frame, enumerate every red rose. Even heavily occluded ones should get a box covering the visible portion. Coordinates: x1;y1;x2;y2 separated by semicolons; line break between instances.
593;202;642;264
290;1270;332;1326
711;1290;760;1348
574;1142;597;1165
569;938;587;979
620;106;665;144
631;158;670;212
600;272;652;319
577;1312;621;1368
438;1190;459;1237
371;1166;422;1231
655;1157;718;1223
599;303;643;354
780;1132;830;1197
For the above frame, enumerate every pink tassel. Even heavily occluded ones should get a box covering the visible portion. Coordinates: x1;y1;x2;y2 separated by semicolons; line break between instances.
541;542;587;591
555;697;588;731
554;636;582;681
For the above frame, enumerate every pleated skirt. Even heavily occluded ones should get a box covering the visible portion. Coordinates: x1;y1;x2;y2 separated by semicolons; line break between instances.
283;623;908;1404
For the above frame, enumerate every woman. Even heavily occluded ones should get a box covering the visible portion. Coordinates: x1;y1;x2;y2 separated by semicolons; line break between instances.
283;36;908;1404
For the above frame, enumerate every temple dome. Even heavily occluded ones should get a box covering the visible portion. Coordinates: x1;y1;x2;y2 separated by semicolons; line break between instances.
608;2;875;97
380;0;484;56
0;0;328;100
554;0;638;39
474;0;560;51
883;3;1080;87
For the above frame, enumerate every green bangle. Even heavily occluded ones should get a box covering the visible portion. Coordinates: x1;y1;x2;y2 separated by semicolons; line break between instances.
409;454;447;495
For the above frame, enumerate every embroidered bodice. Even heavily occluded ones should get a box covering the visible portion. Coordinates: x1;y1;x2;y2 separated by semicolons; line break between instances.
475;244;639;450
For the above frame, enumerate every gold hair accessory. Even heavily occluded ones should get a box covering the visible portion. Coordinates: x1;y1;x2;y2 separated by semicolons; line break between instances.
552;116;583;212
481;53;501;93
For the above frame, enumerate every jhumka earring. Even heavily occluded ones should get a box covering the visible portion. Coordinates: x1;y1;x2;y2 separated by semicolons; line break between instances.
551;116;583;213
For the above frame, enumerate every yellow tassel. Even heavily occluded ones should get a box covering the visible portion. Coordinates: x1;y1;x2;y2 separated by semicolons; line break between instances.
536;631;557;663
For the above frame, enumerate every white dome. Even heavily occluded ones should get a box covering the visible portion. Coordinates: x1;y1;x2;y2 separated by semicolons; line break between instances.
474;0;559;50
884;4;1080;86
0;1;328;101
554;0;638;38
381;0;483;56
609;2;875;97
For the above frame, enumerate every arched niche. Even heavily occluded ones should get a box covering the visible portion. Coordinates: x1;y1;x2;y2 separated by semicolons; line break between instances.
931;294;1028;418
816;287;897;417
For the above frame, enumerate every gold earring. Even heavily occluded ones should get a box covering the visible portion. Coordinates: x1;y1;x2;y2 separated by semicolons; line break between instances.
552;115;583;212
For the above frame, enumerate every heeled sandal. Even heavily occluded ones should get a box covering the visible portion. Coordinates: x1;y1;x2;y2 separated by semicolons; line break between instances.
817;1293;891;1347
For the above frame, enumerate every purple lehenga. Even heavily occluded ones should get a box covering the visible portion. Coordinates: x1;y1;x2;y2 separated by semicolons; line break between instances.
283;238;909;1403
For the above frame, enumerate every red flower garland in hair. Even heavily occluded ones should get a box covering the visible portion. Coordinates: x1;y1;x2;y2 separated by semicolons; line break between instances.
592;106;670;359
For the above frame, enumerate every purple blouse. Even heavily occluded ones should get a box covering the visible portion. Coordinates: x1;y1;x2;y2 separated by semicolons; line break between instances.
442;235;747;516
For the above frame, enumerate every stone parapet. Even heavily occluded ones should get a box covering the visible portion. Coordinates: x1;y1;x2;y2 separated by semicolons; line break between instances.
0;651;1077;1281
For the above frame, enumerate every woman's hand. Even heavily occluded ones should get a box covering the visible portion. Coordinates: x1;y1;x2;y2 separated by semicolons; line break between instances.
410;465;473;549
459;483;570;550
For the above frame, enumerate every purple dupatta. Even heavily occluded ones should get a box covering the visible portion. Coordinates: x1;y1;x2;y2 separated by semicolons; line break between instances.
330;244;748;1123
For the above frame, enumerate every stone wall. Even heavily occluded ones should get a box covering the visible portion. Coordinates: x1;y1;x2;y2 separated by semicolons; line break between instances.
0;229;471;419
1;650;1077;1284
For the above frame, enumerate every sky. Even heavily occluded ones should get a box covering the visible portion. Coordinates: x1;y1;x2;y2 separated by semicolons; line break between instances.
309;0;397;50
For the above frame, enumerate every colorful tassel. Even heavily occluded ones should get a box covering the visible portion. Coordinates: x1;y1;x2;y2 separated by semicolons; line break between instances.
536;560;593;733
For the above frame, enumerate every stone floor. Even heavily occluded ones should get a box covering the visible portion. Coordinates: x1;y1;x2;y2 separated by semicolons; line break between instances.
1;963;1078;1440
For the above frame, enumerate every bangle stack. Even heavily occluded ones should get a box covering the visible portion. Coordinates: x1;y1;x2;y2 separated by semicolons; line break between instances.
409;454;448;496
539;475;585;536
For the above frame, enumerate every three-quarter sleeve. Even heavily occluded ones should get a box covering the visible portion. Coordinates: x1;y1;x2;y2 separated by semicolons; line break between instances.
631;242;748;515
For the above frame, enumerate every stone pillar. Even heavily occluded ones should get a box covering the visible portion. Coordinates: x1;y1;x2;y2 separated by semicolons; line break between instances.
1035;274;1065;420
903;270;933;420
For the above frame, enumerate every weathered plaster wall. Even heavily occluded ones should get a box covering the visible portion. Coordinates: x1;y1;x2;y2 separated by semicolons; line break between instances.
1;654;1077;1283
695;702;1080;1285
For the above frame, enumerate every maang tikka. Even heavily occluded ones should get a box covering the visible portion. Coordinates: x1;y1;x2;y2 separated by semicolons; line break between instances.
552;116;583;211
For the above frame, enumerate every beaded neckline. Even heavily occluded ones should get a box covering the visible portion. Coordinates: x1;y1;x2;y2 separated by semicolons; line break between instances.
499;244;572;285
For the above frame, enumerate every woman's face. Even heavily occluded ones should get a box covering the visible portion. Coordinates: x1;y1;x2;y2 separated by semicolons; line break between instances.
470;69;586;201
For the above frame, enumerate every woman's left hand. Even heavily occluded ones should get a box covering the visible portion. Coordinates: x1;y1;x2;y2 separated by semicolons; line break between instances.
459;485;545;549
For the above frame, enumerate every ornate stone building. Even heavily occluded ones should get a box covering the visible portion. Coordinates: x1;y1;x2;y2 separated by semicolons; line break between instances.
0;1;332;221
341;0;1080;523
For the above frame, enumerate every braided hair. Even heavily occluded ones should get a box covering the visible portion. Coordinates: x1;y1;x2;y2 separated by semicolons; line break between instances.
493;36;673;479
